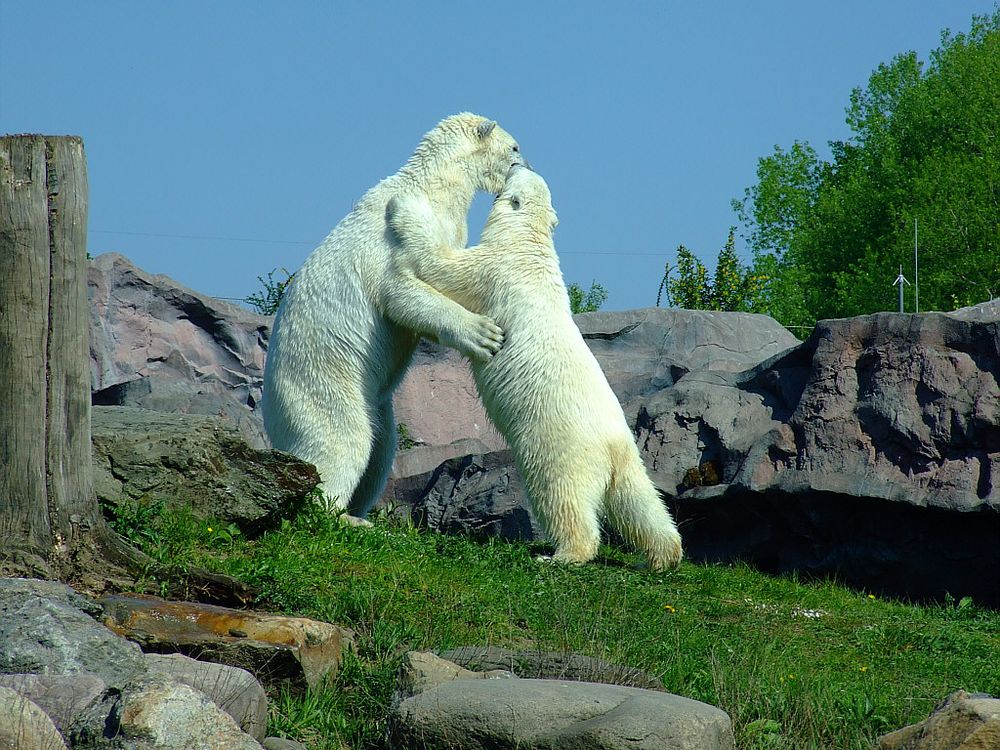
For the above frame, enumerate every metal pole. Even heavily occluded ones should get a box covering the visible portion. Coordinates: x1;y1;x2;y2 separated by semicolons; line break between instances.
894;265;911;312
914;219;919;313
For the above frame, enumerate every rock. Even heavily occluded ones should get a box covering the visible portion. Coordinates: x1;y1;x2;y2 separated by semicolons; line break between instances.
145;653;268;742
390;438;494;485
262;739;308;750
0;686;68;750
0;577;102;617
101;595;354;691
635;309;1000;605
378;449;542;541
949;297;1000;322
92;405;319;535
395;341;507;452
0;673;107;736
0;579;148;690
89;252;272;448
116;678;262;750
876;690;1000;749
85;252;999;602
89;254;797;458
574;307;799;404
439;646;664;691
379;307;1000;604
389;677;734;750
396;651;513;699
392;308;798;452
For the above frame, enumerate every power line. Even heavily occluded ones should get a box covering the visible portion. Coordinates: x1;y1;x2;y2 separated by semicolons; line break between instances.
90;229;313;246
89;228;670;257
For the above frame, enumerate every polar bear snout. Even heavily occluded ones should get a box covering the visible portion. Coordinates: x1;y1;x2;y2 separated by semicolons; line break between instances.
507;162;532;179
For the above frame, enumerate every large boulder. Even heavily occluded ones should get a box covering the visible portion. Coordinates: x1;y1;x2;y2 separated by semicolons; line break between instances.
0;579;148;690
876;690;1000;749
574;307;799;403
439;646;664;691
0;686;68;750
100;595;355;691
91;405;319;535
0;674;107;738
112;679;263;750
636;308;1000;604
392;308;799;451
89;252;271;448
389;677;734;750
144;654;268;742
380;449;541;541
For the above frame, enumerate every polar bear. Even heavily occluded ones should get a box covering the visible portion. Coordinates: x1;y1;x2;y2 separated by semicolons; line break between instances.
386;166;683;570
263;114;524;522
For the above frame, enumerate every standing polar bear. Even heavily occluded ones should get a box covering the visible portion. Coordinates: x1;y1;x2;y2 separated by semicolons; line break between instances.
386;166;683;570
264;114;524;521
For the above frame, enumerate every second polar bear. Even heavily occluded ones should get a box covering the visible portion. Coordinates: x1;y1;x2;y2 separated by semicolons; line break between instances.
386;166;683;570
264;114;523;522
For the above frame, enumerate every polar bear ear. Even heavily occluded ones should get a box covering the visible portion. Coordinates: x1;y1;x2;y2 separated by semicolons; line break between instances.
476;120;497;139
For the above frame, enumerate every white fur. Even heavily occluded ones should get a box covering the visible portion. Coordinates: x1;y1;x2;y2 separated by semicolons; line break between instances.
386;167;683;570
263;114;522;520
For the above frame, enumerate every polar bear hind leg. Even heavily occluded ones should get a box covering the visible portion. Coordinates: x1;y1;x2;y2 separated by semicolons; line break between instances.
529;466;605;566
347;396;397;519
605;440;683;571
284;375;376;522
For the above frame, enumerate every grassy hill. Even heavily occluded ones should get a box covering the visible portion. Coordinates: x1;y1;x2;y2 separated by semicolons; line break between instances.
112;499;1000;749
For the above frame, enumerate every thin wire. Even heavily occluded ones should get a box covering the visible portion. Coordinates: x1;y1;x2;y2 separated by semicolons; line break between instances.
89;228;669;257
90;229;313;246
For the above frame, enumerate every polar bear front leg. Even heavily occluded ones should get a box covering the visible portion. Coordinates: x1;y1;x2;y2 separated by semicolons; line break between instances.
384;194;503;361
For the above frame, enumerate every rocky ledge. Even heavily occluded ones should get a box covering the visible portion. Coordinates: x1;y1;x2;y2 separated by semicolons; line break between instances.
87;253;999;605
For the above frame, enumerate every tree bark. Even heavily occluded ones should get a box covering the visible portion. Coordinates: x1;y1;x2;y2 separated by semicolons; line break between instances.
1;135;100;576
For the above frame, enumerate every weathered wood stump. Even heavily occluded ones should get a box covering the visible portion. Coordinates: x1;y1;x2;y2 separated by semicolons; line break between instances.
0;135;256;602
0;135;98;576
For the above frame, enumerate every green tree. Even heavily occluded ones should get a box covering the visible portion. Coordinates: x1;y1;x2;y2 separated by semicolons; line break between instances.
567;280;608;314
659;231;764;312
735;10;1000;323
662;246;710;309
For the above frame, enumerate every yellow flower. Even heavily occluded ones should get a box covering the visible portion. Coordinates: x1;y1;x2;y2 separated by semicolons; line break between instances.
662;604;676;613
207;527;213;533
868;594;876;600
859;665;869;673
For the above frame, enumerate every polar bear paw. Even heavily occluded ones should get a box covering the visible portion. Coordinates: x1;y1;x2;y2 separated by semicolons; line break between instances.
442;313;505;362
339;514;373;528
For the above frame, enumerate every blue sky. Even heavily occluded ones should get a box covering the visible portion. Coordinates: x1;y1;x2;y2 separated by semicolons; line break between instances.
2;1;993;311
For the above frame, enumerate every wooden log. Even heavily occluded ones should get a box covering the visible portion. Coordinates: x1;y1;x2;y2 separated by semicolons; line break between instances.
0;135;256;603
0;135;96;574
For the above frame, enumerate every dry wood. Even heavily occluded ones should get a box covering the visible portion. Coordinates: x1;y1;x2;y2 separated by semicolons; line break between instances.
0;135;255;605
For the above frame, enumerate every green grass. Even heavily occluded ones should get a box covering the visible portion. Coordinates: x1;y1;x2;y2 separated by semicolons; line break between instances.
111;499;1000;750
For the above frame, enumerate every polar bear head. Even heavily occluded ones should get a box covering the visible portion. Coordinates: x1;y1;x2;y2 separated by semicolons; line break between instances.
410;113;524;195
481;165;559;245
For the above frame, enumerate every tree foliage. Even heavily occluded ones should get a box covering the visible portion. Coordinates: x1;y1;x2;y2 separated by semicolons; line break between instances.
659;230;765;312
567;280;608;314
246;267;294;316
734;10;999;325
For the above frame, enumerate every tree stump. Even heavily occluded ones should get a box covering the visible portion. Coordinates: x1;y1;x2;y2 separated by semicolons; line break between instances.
0;136;256;603
0;135;100;577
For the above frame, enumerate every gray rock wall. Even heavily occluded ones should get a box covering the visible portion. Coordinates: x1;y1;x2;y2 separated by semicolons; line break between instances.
89;253;272;448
